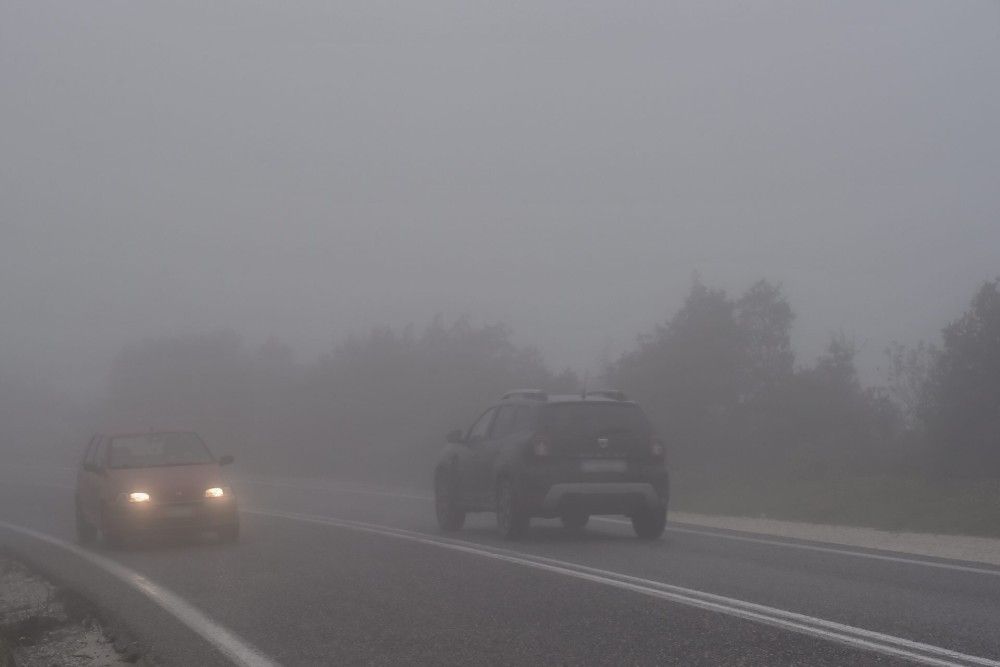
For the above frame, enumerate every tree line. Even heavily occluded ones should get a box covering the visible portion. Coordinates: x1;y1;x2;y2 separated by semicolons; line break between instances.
6;278;998;485
609;277;1000;480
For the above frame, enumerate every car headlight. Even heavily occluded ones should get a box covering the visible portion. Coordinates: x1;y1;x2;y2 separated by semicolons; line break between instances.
204;486;229;498
128;491;151;503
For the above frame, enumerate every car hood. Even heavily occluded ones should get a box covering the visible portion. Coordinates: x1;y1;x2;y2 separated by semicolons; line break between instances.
107;463;225;501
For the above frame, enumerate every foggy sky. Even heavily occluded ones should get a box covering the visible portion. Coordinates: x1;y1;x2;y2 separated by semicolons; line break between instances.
2;1;999;395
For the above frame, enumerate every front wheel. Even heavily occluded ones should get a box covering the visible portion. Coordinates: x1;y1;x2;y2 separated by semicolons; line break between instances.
496;477;529;540
435;469;466;532
631;506;667;540
100;505;126;550
75;501;97;545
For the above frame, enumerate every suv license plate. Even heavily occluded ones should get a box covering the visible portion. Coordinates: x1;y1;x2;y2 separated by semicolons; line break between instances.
580;459;627;473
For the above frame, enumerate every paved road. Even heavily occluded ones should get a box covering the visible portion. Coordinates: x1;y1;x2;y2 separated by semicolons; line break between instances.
2;465;999;666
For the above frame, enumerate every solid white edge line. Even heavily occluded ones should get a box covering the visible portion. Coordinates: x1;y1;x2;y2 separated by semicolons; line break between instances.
595;518;1000;577
245;507;1000;667
243;478;1000;577
0;520;278;667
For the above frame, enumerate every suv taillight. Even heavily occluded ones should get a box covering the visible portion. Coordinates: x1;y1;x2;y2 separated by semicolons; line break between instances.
532;435;551;457
649;437;665;459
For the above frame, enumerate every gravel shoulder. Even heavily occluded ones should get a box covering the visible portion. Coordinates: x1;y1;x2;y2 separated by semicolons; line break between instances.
0;553;145;667
671;510;1000;566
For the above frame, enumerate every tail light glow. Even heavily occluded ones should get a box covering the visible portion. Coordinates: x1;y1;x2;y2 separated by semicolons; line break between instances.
650;437;665;459
532;435;551;457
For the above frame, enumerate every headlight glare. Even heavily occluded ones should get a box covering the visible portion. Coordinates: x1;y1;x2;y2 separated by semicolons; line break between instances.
128;491;151;503
205;486;226;498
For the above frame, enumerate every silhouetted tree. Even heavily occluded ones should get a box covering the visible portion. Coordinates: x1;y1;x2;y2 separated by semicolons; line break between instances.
736;280;795;400
612;279;745;470
885;340;936;429
922;279;1000;474
612;279;896;477
784;334;896;476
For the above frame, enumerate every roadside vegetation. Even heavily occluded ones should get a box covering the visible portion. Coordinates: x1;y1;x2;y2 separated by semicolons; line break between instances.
671;472;1000;537
4;279;999;536
0;554;141;666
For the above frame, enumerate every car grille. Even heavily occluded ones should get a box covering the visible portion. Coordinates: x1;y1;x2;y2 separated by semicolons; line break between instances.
160;485;202;504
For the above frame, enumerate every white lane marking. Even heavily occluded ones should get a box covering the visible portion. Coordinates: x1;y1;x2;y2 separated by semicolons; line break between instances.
0;520;278;667
593;518;1000;577
239;478;1000;577
240;477;430;502
246;507;999;667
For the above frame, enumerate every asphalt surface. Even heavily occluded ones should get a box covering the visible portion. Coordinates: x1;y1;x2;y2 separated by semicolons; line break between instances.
2;464;999;666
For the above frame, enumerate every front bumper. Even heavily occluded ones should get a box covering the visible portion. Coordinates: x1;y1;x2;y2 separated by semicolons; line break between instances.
105;499;238;534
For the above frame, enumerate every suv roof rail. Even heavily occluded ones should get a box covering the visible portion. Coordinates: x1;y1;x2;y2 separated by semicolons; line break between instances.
585;389;628;401
501;389;548;401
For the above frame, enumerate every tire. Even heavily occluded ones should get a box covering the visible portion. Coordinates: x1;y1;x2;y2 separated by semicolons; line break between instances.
218;523;240;543
434;469;466;532
496;477;529;540
560;511;589;531
75;501;97;545
100;506;126;550
631;506;667;540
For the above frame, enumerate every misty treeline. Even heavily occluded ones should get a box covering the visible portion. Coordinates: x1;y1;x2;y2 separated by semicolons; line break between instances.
100;318;578;481
4;279;999;485
608;279;896;478
609;277;998;479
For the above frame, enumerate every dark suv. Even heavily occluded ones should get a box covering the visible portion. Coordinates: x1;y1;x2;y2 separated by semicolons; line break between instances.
434;390;669;539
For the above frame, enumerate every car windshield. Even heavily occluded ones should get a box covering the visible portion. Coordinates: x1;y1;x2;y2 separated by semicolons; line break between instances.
107;433;214;469
540;403;650;437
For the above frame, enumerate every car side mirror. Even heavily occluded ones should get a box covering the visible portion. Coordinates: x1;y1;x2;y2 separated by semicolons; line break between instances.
446;430;466;445
219;455;234;466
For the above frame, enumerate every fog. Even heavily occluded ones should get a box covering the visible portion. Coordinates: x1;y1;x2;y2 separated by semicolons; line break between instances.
5;7;1000;663
3;0;998;396
2;1;999;508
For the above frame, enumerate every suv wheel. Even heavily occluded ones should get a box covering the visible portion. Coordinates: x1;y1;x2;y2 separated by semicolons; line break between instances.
560;511;589;531
496;477;529;540
434;469;466;532
75;500;97;545
631;506;667;540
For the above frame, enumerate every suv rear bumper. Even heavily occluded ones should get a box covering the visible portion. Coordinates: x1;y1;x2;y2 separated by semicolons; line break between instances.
519;467;669;517
538;481;664;517
541;482;660;512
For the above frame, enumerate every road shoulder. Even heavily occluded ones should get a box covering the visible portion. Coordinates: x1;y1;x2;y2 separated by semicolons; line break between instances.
0;552;143;666
671;510;1000;567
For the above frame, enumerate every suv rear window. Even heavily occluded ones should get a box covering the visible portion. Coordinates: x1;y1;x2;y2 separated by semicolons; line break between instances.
539;402;650;437
108;432;214;469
